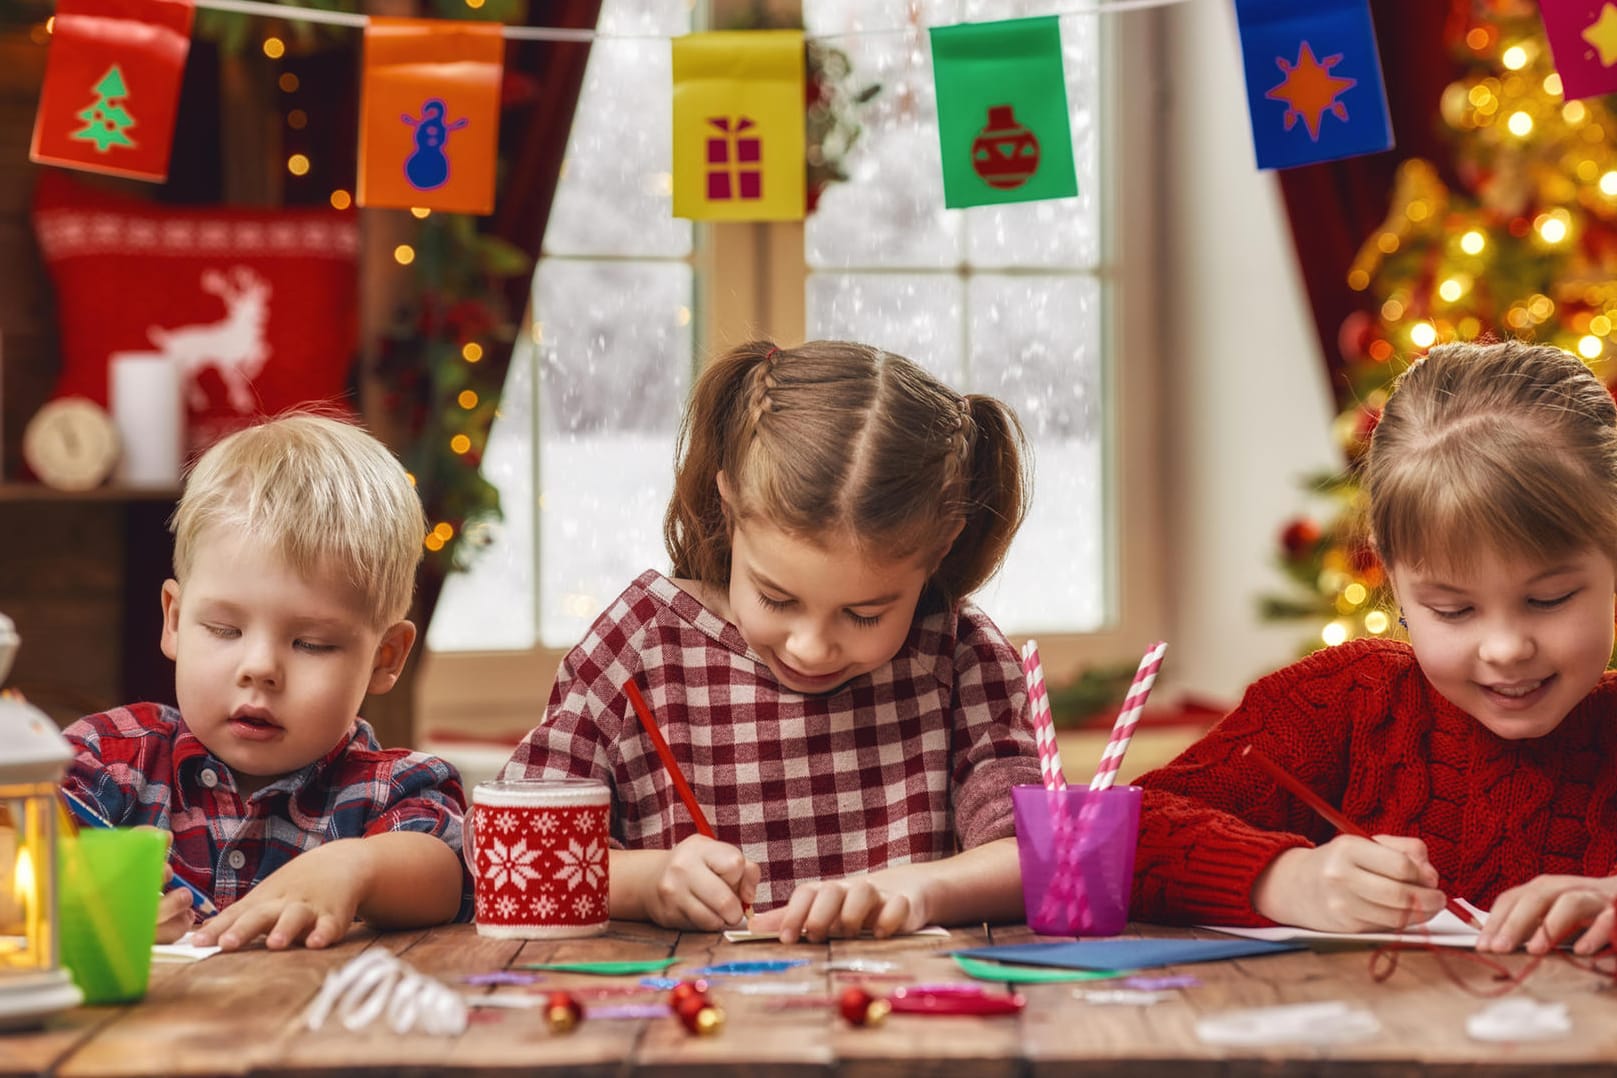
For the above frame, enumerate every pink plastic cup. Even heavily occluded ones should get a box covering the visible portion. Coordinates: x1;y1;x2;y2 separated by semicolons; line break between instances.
1012;784;1142;937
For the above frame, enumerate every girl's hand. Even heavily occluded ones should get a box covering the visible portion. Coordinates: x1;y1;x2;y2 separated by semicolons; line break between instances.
752;870;930;943
1252;834;1446;932
189;844;365;952
154;865;195;944
643;835;759;931
1477;874;1617;955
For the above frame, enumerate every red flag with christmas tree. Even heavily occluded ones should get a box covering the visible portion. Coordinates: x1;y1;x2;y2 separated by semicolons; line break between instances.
30;0;194;182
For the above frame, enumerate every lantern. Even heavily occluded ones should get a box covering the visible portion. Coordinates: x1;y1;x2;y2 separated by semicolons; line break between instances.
0;614;83;1029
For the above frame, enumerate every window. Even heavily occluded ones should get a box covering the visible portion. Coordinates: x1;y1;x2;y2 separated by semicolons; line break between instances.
428;0;695;658
422;0;1162;730
802;0;1105;635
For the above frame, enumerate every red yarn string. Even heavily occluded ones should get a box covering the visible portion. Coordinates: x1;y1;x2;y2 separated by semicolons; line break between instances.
1367;895;1617;996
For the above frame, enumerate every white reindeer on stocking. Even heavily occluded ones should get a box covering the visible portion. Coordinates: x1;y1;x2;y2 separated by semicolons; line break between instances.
148;266;273;414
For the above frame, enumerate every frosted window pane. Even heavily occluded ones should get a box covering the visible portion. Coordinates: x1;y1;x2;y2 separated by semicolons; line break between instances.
806;273;964;385
802;30;959;270
805;2;1101;271
427;339;537;652
967;275;1104;633
536;259;691;647
543;0;691;259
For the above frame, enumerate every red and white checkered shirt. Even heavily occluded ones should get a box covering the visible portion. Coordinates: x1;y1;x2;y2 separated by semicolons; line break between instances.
501;570;1042;910
63;703;474;920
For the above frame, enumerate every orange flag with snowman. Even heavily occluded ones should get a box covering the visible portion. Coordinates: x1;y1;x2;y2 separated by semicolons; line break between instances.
358;17;504;215
671;30;805;221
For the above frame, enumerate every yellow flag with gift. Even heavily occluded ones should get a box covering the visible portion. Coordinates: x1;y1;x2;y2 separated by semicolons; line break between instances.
672;30;804;221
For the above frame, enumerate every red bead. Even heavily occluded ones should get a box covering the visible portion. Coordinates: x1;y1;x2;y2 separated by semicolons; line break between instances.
675;994;724;1035
838;986;890;1027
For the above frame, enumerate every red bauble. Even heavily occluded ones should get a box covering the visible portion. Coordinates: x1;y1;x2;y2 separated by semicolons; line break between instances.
970;105;1041;190
1280;518;1323;559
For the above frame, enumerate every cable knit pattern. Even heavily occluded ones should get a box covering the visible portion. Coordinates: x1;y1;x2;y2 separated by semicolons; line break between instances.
1131;638;1617;926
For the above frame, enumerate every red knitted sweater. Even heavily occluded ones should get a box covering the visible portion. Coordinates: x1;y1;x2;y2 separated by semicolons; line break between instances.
1131;638;1617;926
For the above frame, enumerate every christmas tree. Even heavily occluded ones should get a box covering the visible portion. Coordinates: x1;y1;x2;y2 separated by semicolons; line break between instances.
72;66;135;153
1265;1;1617;649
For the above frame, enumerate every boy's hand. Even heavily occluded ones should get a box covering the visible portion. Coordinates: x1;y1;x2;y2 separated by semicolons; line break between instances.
189;843;364;951
1477;874;1617;955
751;867;930;943
643;835;758;931
154;866;195;944
1253;834;1446;932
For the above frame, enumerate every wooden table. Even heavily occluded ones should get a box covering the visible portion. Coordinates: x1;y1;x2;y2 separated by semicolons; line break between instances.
2;922;1613;1076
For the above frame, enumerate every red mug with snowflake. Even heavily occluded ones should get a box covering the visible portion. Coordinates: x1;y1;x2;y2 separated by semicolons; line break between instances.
470;779;611;939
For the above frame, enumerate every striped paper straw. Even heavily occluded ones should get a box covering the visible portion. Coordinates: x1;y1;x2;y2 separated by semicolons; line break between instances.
1089;641;1167;792
1021;639;1066;790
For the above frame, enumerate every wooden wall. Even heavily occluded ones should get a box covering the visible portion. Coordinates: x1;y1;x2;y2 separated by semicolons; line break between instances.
0;27;143;725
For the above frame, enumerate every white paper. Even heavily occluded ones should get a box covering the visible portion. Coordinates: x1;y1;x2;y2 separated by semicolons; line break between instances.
109;351;183;487
1200;900;1489;949
722;924;950;943
153;933;222;962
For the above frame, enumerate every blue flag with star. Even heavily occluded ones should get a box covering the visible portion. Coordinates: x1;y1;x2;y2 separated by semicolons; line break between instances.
1234;0;1393;170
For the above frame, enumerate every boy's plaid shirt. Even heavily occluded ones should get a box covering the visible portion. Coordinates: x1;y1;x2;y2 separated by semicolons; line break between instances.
63;704;474;919
502;571;1042;910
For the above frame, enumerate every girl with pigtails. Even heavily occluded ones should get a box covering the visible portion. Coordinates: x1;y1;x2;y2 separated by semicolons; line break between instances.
501;340;1044;940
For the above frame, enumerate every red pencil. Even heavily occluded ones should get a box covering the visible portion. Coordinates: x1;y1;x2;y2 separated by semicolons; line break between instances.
1240;744;1485;931
623;679;716;840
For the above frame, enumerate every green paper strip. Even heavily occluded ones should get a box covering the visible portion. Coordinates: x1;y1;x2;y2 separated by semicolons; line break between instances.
929;15;1079;209
952;954;1131;984
519;958;681;975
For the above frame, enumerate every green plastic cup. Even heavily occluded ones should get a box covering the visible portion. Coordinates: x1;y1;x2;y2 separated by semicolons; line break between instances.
58;827;167;1004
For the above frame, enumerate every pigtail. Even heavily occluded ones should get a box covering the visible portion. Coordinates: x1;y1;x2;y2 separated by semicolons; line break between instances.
932;395;1031;607
664;340;778;584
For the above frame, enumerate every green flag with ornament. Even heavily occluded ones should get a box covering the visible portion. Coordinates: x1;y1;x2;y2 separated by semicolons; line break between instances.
929;16;1077;209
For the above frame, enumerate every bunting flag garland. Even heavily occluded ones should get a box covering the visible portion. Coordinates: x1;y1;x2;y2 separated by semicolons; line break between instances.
671;30;805;222
930;17;1078;209
1233;0;1393;170
30;0;194;182
358;17;504;215
1539;1;1617;100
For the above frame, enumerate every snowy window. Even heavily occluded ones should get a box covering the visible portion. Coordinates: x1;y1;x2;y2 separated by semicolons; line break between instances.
803;0;1105;634
431;0;1115;656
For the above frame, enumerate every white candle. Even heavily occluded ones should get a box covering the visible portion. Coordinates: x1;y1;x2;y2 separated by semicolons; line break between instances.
109;351;183;487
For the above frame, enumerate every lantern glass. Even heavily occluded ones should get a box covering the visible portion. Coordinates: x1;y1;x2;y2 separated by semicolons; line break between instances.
0;696;84;1028
0;782;58;974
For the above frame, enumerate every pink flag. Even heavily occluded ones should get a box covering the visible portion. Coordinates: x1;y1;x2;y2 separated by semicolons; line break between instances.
1541;1;1617;101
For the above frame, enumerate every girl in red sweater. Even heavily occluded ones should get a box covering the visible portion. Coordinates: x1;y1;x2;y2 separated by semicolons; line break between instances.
1133;341;1617;957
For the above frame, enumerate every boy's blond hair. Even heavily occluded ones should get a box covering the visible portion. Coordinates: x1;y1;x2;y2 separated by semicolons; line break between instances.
1367;340;1617;574
170;413;426;627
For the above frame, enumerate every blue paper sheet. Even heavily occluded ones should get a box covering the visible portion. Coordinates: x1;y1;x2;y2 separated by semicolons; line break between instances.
950;938;1303;971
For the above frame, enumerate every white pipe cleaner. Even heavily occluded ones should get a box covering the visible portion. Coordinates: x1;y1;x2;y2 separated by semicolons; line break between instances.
303;949;467;1037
